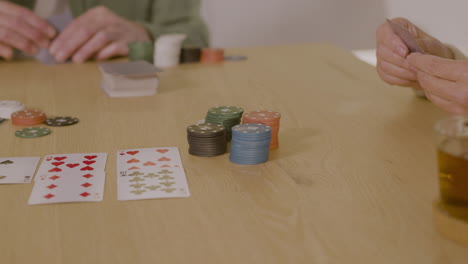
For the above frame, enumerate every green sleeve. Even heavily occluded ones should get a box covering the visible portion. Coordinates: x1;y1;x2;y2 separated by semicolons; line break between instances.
139;0;209;47
4;0;35;9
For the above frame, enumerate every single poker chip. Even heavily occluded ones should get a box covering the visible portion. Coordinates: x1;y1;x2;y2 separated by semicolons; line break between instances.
44;116;79;127
224;55;248;61
15;127;51;138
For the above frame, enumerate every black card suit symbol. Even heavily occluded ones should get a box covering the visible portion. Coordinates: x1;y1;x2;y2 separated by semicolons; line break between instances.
0;160;14;165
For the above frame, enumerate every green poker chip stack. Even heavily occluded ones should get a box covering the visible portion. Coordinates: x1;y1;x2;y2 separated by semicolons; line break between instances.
15;127;51;138
205;106;244;141
128;41;154;63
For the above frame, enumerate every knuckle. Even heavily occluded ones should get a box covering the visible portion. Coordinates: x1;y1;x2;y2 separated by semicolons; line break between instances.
92;6;109;15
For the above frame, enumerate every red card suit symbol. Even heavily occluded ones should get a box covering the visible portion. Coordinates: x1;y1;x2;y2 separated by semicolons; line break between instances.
80;192;91;197
156;149;169;154
161;164;170;167
66;163;79;168
127;158;140;163
127;151;139;155
119;152;125;155
49;175;60;180
80;166;94;171
81;183;92;188
83;174;94;179
49;167;62;172
52;162;64;166
158;157;171;162
44;194;55;199
143;161;156;166
54;156;67;161
83;160;96;165
47;184;58;189
128;166;140;170
84;155;97;160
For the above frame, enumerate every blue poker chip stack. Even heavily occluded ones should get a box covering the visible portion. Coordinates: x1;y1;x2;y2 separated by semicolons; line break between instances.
229;124;272;165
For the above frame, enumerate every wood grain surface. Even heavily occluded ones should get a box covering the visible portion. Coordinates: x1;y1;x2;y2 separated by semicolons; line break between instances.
1;44;467;264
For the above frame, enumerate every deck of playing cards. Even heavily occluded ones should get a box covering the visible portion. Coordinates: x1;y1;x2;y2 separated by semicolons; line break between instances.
28;153;108;205
117;147;190;201
99;61;160;98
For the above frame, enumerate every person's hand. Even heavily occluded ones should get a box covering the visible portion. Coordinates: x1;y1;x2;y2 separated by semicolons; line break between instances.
376;18;454;89
49;6;151;63
408;53;468;114
0;1;55;60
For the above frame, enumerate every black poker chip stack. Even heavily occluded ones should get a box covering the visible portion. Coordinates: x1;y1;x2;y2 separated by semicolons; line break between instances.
187;123;227;157
180;47;202;64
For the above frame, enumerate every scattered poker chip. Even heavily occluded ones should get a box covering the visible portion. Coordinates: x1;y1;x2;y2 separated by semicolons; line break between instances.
229;124;272;165
11;109;47;126
205;106;244;141
187;123;227;157
0;100;25;119
243;110;281;149
128;41;154;63
15;127;51;138
44;116;79;127
224;55;248;61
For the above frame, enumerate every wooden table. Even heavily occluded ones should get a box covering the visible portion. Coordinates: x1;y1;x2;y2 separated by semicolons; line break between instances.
1;44;467;264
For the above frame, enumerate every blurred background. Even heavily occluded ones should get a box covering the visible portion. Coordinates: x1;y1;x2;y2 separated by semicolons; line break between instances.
201;0;466;50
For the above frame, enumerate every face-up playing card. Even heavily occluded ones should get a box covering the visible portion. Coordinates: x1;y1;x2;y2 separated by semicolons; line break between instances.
28;153;107;205
0;157;40;184
386;19;425;54
117;147;190;201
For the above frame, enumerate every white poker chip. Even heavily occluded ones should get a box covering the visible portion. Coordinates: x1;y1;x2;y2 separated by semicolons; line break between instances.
0;100;25;119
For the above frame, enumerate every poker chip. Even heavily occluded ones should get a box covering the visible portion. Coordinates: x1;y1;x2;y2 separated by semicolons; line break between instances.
128;41;154;63
201;48;225;63
180;47;202;63
11;109;47;126
15;127;51;138
229;124;272;165
224;55;248;61
187;123;227;157
205;106;244;141
44;116;79;127
243;110;281;149
0;100;25;119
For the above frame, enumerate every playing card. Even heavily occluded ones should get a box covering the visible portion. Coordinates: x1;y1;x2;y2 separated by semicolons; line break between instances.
117;147;190;201
35;9;73;65
29;153;107;205
386;19;425;54
99;61;162;78
0;157;40;184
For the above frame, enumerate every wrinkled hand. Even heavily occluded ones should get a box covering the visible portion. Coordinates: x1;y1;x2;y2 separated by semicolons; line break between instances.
409;53;468;114
0;1;55;60
376;18;454;89
49;6;151;63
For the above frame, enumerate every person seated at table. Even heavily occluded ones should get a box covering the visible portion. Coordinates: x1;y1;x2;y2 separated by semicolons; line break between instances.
0;0;209;63
376;18;468;114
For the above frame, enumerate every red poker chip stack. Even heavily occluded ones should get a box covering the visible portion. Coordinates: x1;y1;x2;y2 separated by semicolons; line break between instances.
243;110;281;149
201;48;225;63
11;109;47;126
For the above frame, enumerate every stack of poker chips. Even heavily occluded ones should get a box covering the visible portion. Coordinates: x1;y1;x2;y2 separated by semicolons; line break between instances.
243;110;281;149
229;124;272;165
11;110;47;126
180;47;202;64
205;106;244;141
187;124;227;157
201;48;225;63
128;41;154;63
0;100;25;119
154;34;187;68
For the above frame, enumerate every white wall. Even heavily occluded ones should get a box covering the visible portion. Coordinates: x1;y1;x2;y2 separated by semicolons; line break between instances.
201;0;386;49
385;0;468;47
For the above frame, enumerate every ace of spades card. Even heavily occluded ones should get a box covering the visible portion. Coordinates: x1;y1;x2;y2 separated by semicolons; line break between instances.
0;157;40;184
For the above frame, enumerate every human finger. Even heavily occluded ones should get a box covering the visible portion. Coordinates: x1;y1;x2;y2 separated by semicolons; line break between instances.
72;30;115;63
0;26;37;54
377;58;417;81
376;20;408;57
0;41;13;60
416;69;468;107
0;14;49;48
377;65;420;88
409;53;467;82
94;42;128;61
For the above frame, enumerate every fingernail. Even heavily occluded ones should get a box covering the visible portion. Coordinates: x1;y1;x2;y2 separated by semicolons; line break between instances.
55;52;66;62
397;46;407;57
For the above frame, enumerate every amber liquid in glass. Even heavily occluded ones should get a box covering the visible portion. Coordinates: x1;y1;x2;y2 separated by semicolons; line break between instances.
438;150;468;222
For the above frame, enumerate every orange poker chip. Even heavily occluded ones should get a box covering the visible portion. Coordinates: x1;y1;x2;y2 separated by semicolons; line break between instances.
11;109;47;126
243;110;281;150
201;48;225;63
